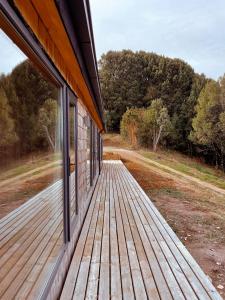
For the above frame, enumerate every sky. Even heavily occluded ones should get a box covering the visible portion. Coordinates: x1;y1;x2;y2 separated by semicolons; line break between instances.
0;29;27;75
90;0;225;80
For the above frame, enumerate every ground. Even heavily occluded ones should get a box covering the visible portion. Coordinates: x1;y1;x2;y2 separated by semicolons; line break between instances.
0;153;61;219
103;134;225;298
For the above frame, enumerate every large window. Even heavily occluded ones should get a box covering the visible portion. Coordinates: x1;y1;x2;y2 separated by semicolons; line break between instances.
0;27;64;298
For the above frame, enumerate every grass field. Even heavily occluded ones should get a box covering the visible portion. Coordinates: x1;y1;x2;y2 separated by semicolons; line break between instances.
103;133;225;190
140;149;225;190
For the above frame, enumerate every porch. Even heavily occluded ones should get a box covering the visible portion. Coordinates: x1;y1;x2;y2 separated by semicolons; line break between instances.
60;160;222;300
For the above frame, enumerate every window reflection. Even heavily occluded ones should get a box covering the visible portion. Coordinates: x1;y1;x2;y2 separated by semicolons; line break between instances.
70;103;76;217
86;116;91;189
0;28;64;298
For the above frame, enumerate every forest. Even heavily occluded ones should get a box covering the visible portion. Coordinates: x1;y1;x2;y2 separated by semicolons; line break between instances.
0;59;58;165
100;50;225;169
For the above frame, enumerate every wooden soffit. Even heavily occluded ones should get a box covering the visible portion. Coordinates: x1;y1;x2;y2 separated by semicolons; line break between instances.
13;0;103;131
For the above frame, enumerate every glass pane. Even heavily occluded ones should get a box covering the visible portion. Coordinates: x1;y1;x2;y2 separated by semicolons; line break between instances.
86;117;91;188
93;125;96;178
0;28;64;297
70;103;76;217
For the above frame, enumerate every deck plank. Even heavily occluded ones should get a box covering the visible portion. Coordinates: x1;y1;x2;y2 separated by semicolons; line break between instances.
60;169;105;300
109;163;122;300
61;161;223;300
0;177;64;300
98;164;110;300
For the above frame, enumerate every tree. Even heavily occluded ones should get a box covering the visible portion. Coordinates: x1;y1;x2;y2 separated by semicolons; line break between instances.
37;99;58;151
189;80;223;166
139;99;172;151
190;80;220;145
99;50;148;131
219;74;225;110
99;50;197;153
0;86;18;148
4;59;58;154
120;108;143;146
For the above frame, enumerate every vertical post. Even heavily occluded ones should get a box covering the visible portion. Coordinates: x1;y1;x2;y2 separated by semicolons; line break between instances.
98;132;101;175
90;118;93;186
74;98;79;215
63;86;70;242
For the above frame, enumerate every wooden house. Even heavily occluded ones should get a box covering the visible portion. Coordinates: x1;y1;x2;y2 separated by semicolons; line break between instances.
0;1;223;299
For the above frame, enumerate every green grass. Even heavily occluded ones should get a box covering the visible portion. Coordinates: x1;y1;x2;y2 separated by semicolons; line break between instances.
103;133;225;189
0;153;61;182
139;149;225;190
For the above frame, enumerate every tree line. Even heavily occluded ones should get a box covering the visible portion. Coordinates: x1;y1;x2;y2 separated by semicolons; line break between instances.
0;59;58;163
99;50;225;169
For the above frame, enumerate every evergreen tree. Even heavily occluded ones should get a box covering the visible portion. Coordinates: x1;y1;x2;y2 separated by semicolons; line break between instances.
0;85;18;148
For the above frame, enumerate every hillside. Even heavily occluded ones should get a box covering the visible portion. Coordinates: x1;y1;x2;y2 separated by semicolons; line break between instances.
100;50;225;170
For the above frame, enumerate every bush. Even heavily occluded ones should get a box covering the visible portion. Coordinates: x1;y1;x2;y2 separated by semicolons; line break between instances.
121;99;172;151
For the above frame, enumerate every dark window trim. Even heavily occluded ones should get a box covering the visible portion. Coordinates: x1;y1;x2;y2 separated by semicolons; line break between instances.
90;118;93;186
74;96;79;215
63;87;71;242
67;88;79;233
98;131;101;175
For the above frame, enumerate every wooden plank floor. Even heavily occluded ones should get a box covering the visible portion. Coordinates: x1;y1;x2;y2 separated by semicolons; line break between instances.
61;161;222;300
0;176;66;299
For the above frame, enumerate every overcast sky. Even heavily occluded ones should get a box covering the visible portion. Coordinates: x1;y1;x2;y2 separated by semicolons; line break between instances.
90;0;225;80
0;29;27;75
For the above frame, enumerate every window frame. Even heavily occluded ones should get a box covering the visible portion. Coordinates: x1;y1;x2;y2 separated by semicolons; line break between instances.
0;2;102;299
90;118;93;187
67;88;78;231
0;4;71;298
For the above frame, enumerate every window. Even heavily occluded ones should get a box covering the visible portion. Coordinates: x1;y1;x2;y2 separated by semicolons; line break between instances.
0;27;64;298
92;124;97;179
69;92;77;218
86;116;92;188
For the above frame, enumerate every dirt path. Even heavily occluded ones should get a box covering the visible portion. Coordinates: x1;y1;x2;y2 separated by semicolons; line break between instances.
0;164;62;219
104;147;225;195
0;160;60;189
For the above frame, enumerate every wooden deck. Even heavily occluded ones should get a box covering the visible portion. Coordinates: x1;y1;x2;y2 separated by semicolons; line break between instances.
61;160;222;300
0;177;64;299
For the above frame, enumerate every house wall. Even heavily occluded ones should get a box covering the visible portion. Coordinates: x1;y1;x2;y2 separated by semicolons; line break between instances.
0;3;103;299
47;99;100;299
